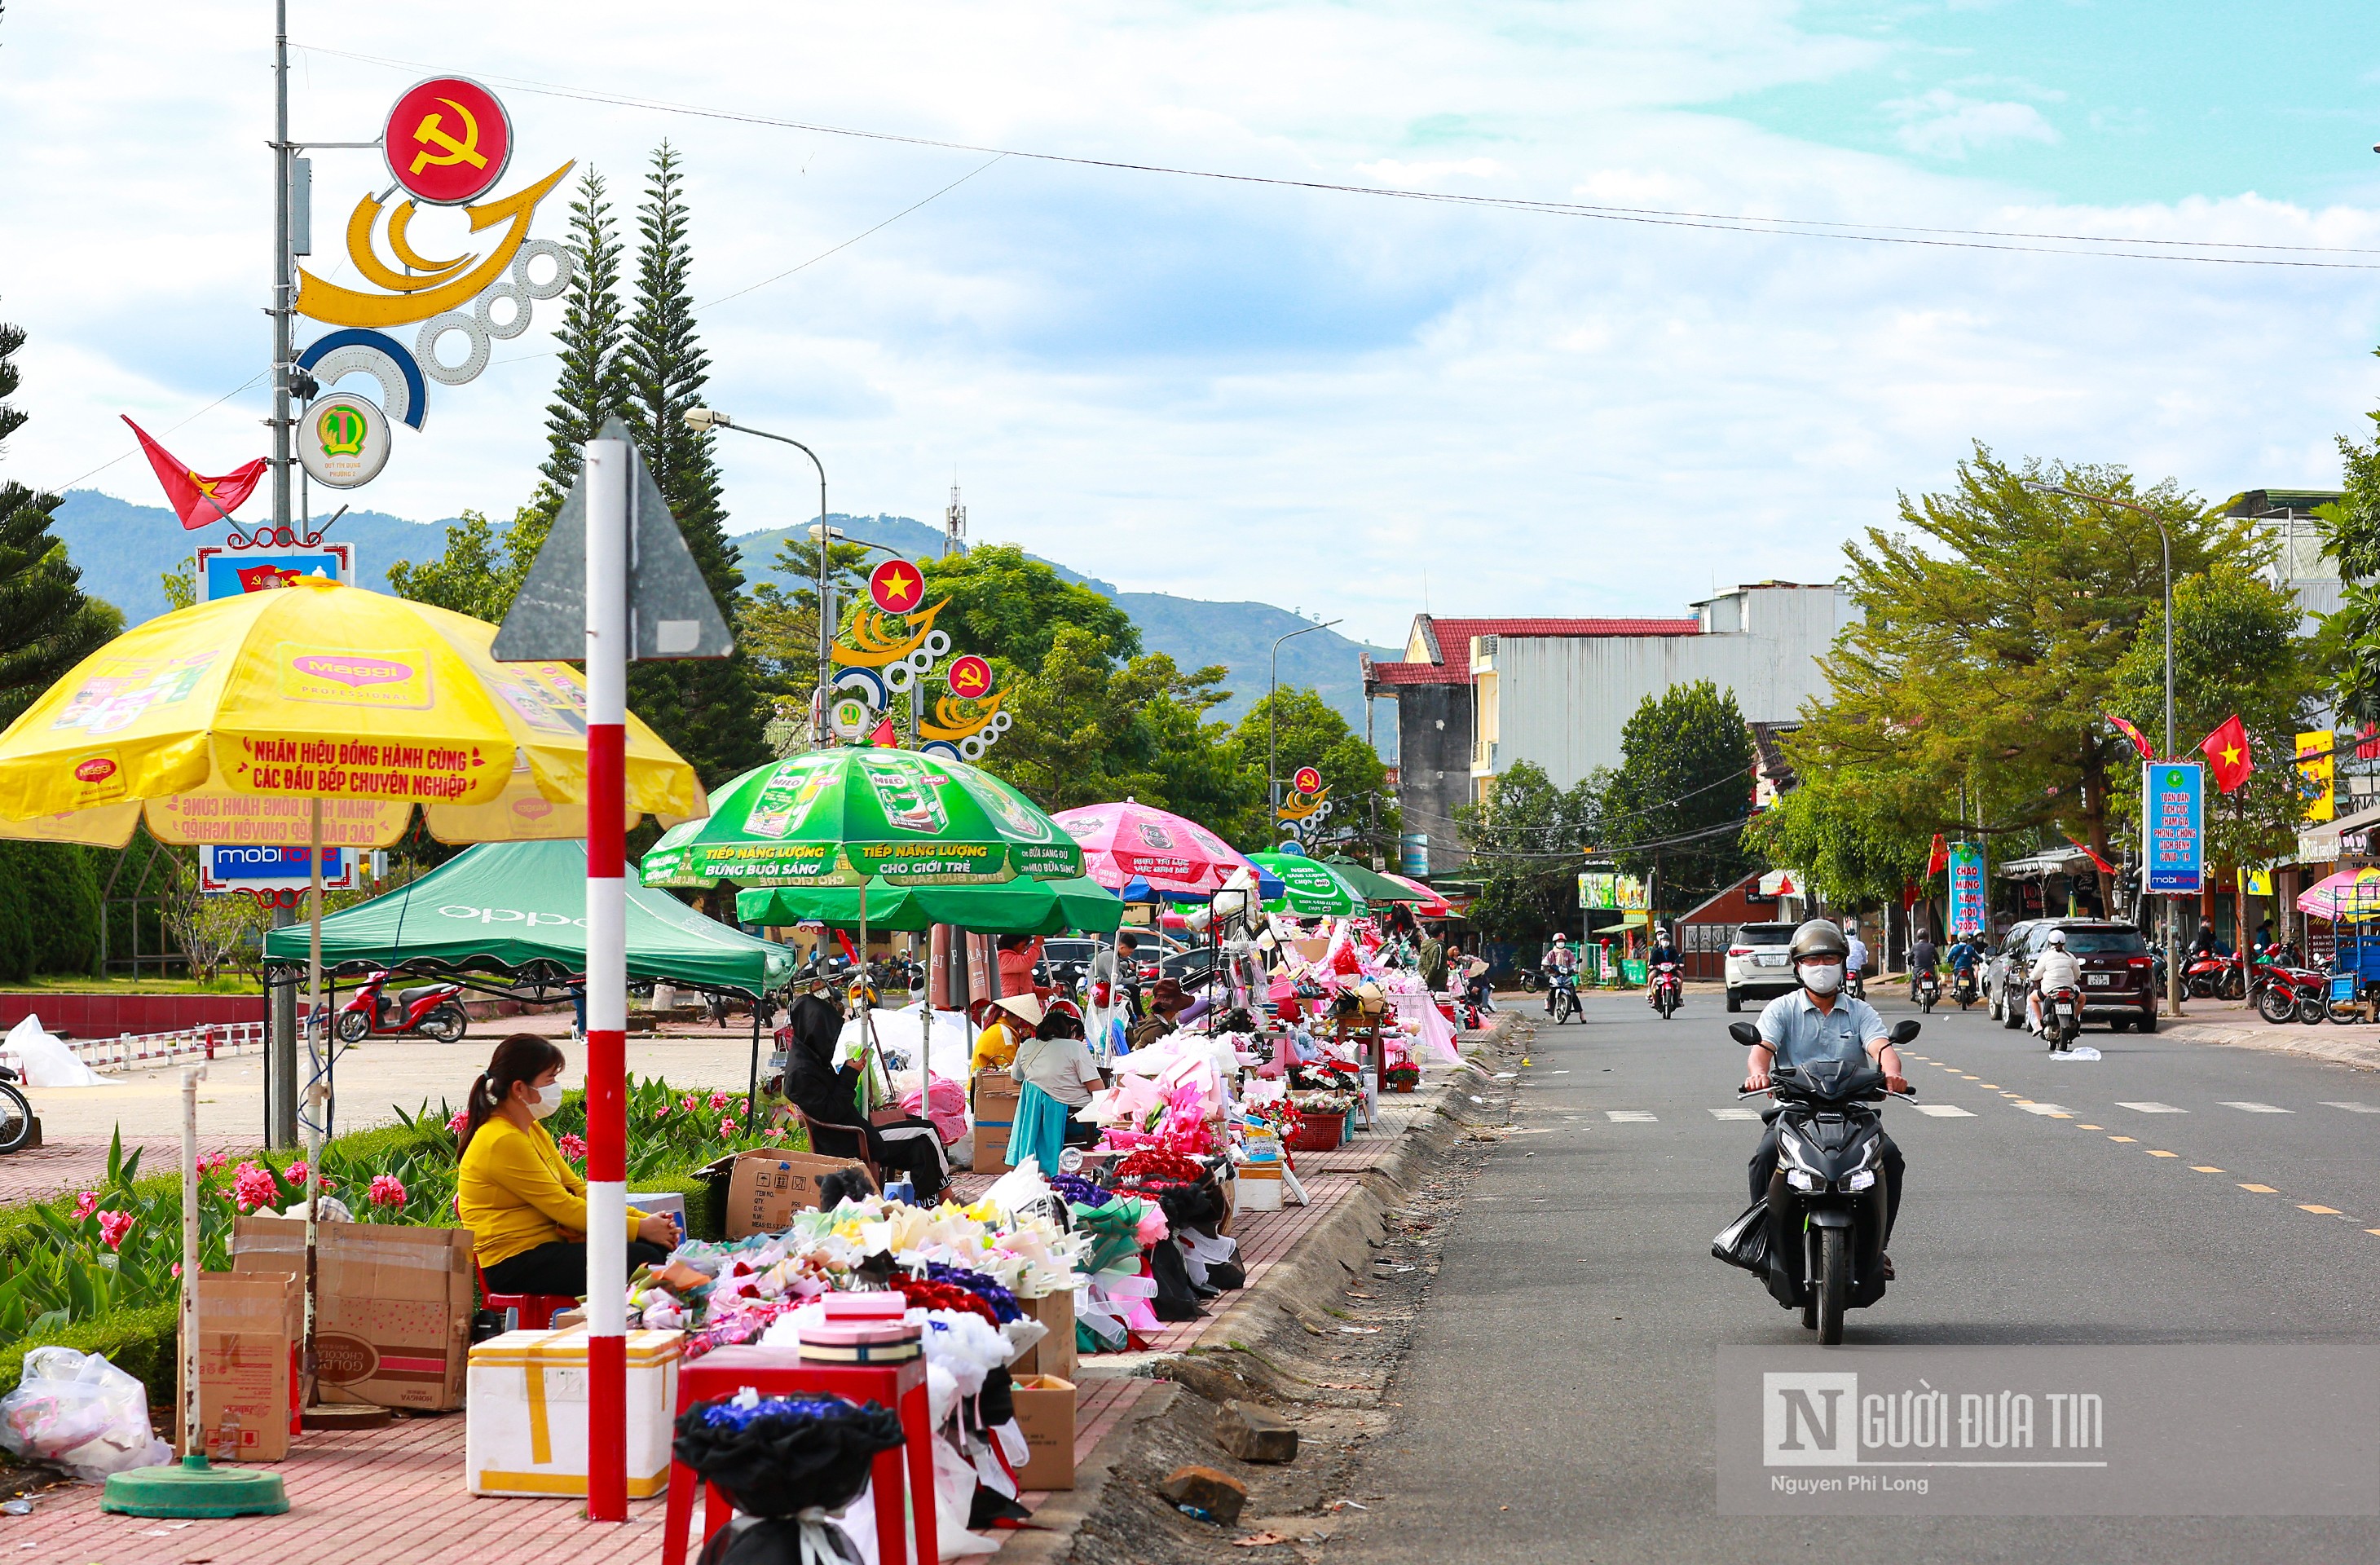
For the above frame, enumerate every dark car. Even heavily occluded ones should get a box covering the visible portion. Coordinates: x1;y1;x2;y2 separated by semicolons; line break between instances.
1992;919;2156;1034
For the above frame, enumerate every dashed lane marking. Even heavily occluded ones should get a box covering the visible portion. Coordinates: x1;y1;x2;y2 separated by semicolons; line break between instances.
2109;1135;2138;1143
2117;1102;2188;1113
2147;1150;2178;1157
2322;1102;2380;1113
2221;1102;2294;1113
2241;1184;2280;1193
2191;1165;2224;1173
1911;1104;1977;1118
1708;1108;1762;1121
2300;1205;2345;1215
1606;1110;1659;1122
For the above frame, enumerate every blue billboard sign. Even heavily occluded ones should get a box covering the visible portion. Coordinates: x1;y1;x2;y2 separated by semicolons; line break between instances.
2143;762;2204;897
201;844;351;895
1947;841;1986;938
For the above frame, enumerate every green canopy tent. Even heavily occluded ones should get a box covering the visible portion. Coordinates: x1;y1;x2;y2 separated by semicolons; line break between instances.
1249;851;1366;918
265;840;795;1116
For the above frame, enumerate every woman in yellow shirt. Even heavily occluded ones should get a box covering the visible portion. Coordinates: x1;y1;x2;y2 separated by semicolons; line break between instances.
969;992;1043;1073
457;1034;681;1297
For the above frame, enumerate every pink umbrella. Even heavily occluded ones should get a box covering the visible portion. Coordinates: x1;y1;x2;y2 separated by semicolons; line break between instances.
1385;872;1453;919
1052;799;1259;899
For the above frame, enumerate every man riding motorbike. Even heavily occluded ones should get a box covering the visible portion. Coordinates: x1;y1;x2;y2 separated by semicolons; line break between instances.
1544;932;1579;1015
1743;920;1910;1278
2025;927;2082;1037
1907;931;1938;1002
1646;925;1681;1009
1946;933;1981;1003
1841;924;1870;999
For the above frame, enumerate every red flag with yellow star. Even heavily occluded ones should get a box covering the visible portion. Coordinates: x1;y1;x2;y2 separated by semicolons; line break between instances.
2199;714;2254;794
121;417;265;531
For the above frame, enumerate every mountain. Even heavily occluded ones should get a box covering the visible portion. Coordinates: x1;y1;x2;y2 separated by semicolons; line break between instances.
49;492;1396;753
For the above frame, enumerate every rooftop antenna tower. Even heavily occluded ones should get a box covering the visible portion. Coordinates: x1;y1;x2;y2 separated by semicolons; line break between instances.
944;480;966;558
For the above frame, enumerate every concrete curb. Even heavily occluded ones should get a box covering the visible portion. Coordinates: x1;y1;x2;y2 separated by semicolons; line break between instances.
995;1012;1521;1563
2164;1020;2380;1073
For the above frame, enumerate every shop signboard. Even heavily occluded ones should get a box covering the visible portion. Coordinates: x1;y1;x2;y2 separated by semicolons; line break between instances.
2298;730;2334;823
201;844;357;897
1947;840;1986;938
2143;761;2204;897
1578;872;1649;910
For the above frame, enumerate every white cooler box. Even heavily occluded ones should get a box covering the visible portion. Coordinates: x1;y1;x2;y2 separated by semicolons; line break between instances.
1234;1159;1285;1213
466;1326;683;1499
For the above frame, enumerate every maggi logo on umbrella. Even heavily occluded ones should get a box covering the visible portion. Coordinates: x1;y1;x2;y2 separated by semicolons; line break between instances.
293;655;414;689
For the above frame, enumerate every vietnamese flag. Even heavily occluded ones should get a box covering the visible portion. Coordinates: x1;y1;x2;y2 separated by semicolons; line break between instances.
1926;832;1949;879
2199;714;2254;794
2105;712;2155;761
121;417;266;531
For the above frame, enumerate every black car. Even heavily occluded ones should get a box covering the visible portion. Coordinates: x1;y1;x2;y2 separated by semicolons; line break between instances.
1991;919;2156;1034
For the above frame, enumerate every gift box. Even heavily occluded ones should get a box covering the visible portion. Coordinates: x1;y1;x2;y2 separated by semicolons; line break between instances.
800;1291;922;1366
465;1326;684;1498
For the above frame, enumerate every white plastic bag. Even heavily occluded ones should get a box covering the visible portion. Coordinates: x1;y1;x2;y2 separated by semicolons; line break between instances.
0;1346;170;1480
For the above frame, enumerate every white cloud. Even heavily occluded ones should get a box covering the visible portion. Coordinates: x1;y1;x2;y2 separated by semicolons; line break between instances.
1356;157;1510;187
1885;89;2061;160
0;2;2371;655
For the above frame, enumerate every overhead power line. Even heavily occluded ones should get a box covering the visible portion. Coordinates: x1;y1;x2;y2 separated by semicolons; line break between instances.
296;42;2380;271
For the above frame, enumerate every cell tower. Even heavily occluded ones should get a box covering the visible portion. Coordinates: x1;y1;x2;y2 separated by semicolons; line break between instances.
944;483;967;558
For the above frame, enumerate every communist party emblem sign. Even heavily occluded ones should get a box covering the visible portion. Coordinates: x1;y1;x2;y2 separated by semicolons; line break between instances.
384;77;513;205
948;656;994;699
869;559;925;615
1293;766;1323;796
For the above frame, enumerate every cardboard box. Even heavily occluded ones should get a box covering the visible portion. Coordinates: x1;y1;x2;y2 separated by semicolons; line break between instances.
696;1148;876;1239
466;1326;683;1498
231;1218;474;1411
1012;1375;1076;1490
1013;1287;1077;1384
972;1069;1020;1171
177;1271;301;1461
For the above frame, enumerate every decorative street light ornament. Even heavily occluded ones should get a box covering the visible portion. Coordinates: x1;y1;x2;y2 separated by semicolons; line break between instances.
383;76;514;206
831;597;950;698
867;558;925;615
947;655;993;701
295;164;573;331
295;328;429;431
1292;765;1323;796
298;394;391;490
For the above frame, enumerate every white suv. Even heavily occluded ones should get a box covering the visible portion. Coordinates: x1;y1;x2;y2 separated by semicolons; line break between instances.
1724;921;1800;1013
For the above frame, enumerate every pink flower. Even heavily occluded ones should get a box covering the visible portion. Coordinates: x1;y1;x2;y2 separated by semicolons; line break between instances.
446;1109;469;1136
284;1160;311;1187
95;1210;133;1250
231;1162;280;1214
707;1091;731;1112
170;1261;182;1278
557;1132;588;1161
196;1152;228;1175
368;1175;406;1209
763;1126;786;1141
69;1191;97;1222
719;1116;740;1138
681;1095;701;1115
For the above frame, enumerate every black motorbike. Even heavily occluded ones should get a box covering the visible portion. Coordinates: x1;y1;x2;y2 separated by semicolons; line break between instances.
1915;968;1940;1013
2042;984;2082;1051
1546;971;1581;1025
1715;1019;1919;1345
1951;967;1977;1011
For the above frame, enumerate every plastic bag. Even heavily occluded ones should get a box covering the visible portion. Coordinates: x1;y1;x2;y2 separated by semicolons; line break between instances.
0;1347;170;1480
1711;1200;1770;1276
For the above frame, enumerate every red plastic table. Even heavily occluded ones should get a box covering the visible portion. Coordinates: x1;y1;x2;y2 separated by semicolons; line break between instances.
660;1347;937;1565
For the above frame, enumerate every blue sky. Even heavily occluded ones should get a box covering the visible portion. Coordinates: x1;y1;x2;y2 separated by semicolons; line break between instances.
4;2;2380;648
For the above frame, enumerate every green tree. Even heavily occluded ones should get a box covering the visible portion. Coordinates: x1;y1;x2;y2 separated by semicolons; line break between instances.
1453;761;1599;943
1755;445;2243;910
743;531;874;705
2314;364;2380;730
2108;563;2316;907
385;507;546;623
618;143;767;783
1224;688;1395;859
1599;680;1756;913
0;306;121;723
542;166;631;495
915;545;1139;668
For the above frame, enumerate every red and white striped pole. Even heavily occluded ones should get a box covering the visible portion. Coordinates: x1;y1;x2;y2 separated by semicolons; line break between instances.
583;437;629;1521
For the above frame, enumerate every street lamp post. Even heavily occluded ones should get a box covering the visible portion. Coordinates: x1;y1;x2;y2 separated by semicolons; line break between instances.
684;408;831;740
2026;479;2182;1016
1268;619;1342;843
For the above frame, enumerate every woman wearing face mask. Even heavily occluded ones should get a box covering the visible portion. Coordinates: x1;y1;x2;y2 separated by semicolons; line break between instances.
457;1034;681;1297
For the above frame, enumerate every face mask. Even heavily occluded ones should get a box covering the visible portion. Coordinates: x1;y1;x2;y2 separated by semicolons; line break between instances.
1800;962;1844;996
527;1082;564;1119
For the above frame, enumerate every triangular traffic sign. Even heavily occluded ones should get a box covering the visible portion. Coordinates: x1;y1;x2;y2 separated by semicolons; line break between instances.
492;417;737;662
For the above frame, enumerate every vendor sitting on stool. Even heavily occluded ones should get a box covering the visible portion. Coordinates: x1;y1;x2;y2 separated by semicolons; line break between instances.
459;1034;680;1297
1010;1003;1109;1172
781;994;950;1199
970;992;1044;1073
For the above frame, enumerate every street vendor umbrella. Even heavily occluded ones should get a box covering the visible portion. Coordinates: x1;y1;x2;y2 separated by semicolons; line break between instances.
1249;850;1366;917
1383;872;1454;919
1321;857;1421;906
1051;799;1263;900
2298;867;2380;923
737;873;1123;935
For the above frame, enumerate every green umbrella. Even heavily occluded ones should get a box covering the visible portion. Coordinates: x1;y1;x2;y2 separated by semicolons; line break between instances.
738;875;1122;935
1322;857;1421;905
644;748;1083;888
1249;850;1365;916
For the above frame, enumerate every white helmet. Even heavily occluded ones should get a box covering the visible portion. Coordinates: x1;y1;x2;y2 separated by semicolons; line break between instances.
1553;932;1568;945
2045;928;2068;948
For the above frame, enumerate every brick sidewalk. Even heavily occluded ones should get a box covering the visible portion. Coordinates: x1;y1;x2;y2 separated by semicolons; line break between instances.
0;1056;1474;1563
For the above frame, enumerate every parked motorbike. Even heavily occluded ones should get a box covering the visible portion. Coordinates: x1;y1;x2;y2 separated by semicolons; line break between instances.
1717;1018;1919;1345
2184;951;2246;1001
1648;962;1682;1021
334;971;469;1043
1951;967;1977;1011
2042;984;2082;1051
1915;968;1941;1013
2254;961;2332;1025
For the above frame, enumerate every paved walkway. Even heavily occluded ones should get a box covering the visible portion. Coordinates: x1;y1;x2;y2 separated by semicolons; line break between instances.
3;1049;1474;1563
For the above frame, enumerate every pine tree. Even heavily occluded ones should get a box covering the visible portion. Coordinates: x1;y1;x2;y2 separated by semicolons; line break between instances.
619;143;767;782
540;166;629;494
0;307;120;725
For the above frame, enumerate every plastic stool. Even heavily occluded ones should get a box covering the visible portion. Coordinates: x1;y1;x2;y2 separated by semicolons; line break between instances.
475;1263;576;1333
661;1347;936;1565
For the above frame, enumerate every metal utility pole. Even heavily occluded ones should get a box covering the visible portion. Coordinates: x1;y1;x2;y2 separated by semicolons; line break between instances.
945;483;966;558
1268;619;1342;836
682;409;827;741
265;2;299;1149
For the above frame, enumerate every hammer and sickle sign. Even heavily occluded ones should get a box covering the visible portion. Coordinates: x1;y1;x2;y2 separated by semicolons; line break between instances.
955;665;985;694
409;99;487;175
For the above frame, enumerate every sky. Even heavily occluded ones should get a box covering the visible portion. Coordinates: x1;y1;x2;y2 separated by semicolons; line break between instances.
5;2;2380;649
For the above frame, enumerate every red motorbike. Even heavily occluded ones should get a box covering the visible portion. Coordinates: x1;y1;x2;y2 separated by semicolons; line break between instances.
2253;960;2331;1025
2184;951;2246;1001
1647;962;1683;1021
334;972;469;1043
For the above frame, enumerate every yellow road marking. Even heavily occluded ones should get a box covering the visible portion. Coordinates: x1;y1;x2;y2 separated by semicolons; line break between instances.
1980;1083;1999;1089
2078;1123;2102;1130
2147;1150;2177;1157
2300;1205;2343;1215
2241;1184;2279;1193
2192;1166;2224;1173
2109;1135;2136;1143
1961;1074;1980;1080
2367;1229;2380;1237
